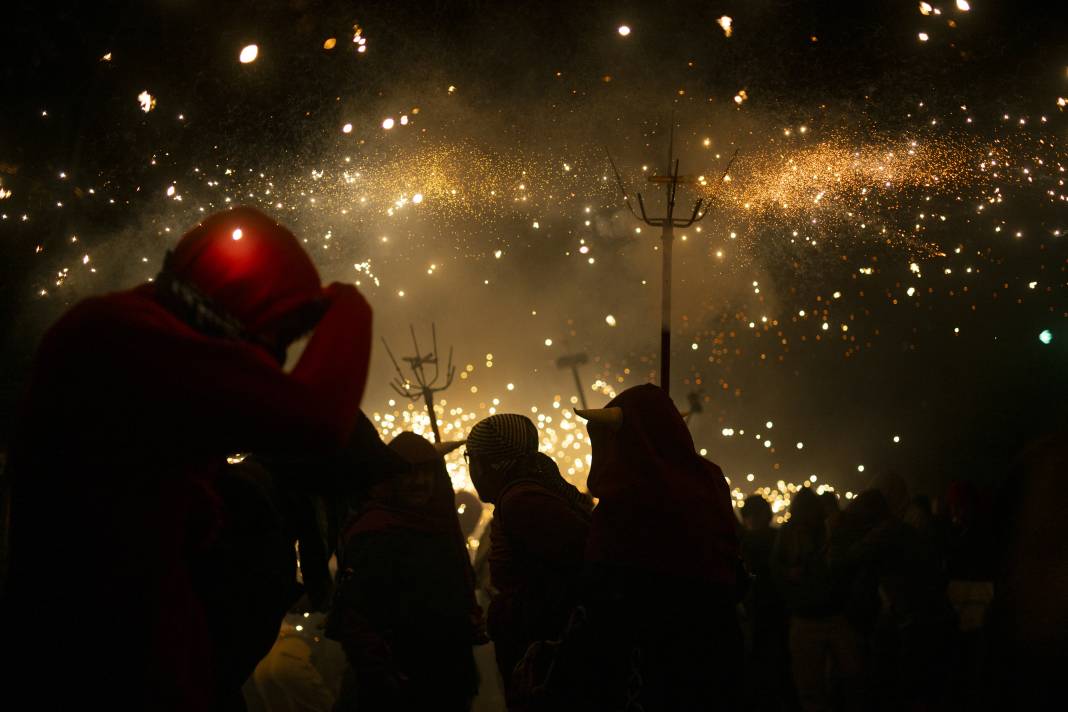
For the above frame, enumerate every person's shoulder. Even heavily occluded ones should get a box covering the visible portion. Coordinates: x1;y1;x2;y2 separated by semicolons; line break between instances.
497;479;556;508
46;287;176;343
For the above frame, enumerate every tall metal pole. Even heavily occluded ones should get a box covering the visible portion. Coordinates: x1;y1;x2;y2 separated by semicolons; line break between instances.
660;221;673;391
423;390;442;444
556;352;590;409
660;122;676;391
606;121;734;396
571;365;589;409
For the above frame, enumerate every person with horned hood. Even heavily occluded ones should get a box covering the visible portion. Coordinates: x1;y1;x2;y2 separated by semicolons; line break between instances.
329;432;484;712
464;413;593;710
3;206;372;711
573;383;743;711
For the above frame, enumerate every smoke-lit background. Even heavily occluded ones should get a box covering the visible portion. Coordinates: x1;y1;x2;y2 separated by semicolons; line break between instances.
2;1;1066;502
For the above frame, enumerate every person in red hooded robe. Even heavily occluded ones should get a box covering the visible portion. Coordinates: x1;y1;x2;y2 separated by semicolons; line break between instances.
2;206;372;711
573;383;743;711
329;432;483;712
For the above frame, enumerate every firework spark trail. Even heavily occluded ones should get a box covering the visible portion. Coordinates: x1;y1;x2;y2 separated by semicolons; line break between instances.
17;116;1065;505
268;126;1059;240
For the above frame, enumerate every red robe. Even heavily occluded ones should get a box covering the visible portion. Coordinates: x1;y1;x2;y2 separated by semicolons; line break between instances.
5;209;371;710
585;383;739;584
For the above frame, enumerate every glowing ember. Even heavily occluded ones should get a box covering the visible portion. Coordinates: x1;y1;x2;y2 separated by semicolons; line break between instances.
137;90;156;113
239;44;259;63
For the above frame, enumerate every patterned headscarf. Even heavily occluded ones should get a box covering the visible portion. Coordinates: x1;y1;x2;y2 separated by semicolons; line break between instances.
468;414;592;516
466;413;539;473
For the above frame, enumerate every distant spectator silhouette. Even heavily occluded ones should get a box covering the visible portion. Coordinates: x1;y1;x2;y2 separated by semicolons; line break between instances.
740;494;795;712
773;487;863;711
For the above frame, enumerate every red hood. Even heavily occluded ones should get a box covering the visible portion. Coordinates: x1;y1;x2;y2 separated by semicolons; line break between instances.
167;206;323;336
586;384;739;583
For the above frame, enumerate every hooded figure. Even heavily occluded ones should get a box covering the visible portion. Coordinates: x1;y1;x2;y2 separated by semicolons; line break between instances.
574;384;742;711
330;432;482;712
583;384;738;583
3;207;372;711
465;413;592;710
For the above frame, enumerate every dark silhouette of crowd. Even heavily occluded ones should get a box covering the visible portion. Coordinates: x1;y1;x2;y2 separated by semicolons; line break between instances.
0;207;1057;711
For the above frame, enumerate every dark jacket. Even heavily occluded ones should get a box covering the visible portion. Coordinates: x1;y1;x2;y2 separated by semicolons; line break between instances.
487;470;591;706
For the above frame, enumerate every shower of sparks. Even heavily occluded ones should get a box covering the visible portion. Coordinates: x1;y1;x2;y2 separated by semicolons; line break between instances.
372;388;845;525
353;24;368;52
239;44;259;63
11;8;1066;506
137;90;156;113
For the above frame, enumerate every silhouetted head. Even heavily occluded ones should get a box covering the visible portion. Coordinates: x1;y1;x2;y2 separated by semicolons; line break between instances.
741;494;773;530
388;432;445;508
158;206;327;362
580;384;707;501
466;414;539;504
819;490;841;517
869;470;910;520
848;488;891;531
789;487;825;529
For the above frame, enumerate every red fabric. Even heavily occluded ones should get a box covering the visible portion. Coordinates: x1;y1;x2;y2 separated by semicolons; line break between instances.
343;470;461;540
585;384;739;584
341;452;482;634
6;212;372;711
167;206;324;335
490;481;590;592
344;433;464;540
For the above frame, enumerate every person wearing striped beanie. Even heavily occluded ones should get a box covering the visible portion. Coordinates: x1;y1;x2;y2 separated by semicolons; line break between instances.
464;414;591;709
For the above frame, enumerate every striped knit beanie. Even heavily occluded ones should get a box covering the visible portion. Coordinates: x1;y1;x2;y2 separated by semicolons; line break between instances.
467;414;539;471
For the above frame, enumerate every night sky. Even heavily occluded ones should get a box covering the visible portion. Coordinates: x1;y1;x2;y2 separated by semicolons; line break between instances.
2;1;1066;504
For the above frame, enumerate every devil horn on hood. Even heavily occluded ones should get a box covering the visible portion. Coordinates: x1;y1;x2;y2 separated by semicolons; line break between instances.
434;439;467;456
574;407;624;430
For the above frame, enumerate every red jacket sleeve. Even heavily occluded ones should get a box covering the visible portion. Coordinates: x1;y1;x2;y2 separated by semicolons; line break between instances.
35;284;372;455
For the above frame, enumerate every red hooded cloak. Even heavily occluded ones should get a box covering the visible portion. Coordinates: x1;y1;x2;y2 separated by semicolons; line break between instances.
5;207;372;711
585;384;739;585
